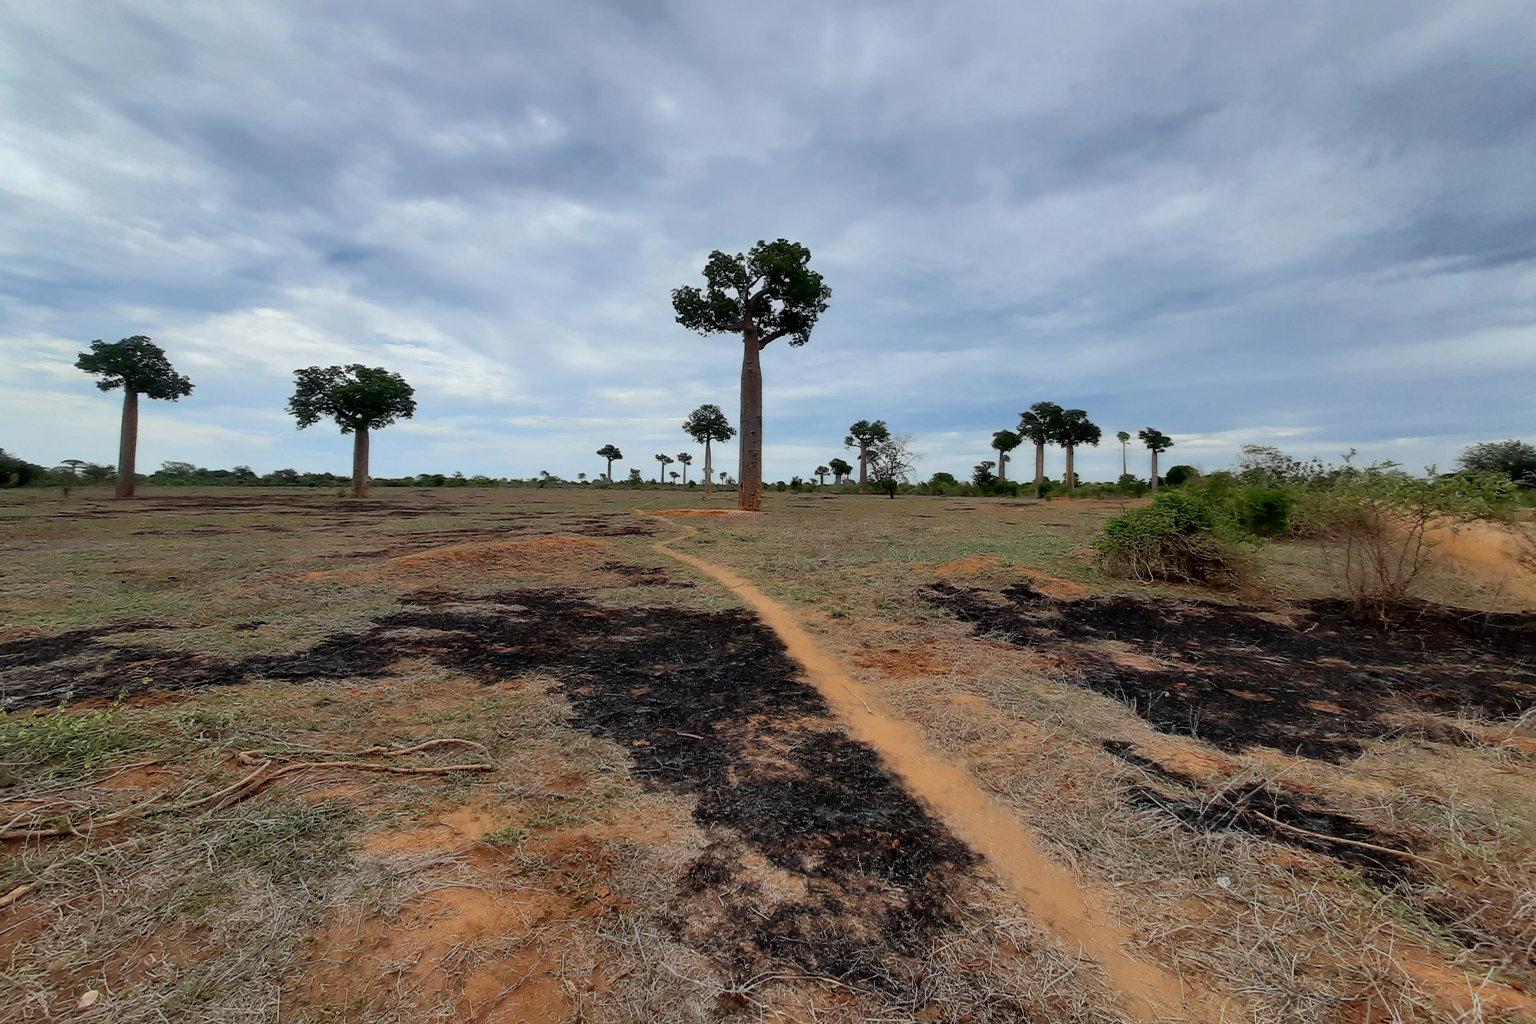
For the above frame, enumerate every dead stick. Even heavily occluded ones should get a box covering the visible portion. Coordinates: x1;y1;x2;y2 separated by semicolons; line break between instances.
1249;810;1429;864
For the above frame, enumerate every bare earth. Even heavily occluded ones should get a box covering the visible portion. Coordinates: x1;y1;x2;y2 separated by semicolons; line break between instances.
1;486;1534;1023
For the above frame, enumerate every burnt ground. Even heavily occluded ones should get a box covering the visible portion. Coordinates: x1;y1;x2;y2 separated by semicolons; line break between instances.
0;587;1009;1011
923;581;1536;763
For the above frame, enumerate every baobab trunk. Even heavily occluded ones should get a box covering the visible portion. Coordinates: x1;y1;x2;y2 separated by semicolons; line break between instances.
1150;450;1159;493
1064;444;1075;493
115;390;139;499
998;450;1007;481
738;327;764;511
858;447;868;492
1034;442;1045;484
352;427;370;498
703;440;713;497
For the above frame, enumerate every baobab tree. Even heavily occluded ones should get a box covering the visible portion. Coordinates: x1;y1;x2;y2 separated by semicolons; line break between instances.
75;336;194;498
286;364;416;498
1052;409;1101;494
991;429;1022;481
1116;431;1131;477
654;453;674;482
672;240;831;511
815;464;830;486
681;404;735;497
844;419;890;492
670;471;680;484
596;444;623;482
1138;428;1174;492
1018;402;1063;485
677;451;693;485
828;457;852;485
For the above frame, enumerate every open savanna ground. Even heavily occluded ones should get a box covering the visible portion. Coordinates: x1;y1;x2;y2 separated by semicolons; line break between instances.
1;486;1534;1023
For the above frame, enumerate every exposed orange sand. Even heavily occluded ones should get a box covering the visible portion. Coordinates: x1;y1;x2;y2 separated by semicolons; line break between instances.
1425;519;1536;607
655;527;1220;1023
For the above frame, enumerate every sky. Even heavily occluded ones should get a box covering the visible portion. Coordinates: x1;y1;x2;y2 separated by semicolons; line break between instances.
2;1;1534;485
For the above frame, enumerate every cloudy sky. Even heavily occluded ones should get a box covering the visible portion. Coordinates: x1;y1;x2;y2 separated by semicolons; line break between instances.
3;1;1533;484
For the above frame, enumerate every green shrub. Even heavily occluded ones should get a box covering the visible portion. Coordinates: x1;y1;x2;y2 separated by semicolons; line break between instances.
1164;465;1198;487
0;706;140;787
1238;487;1293;537
1096;492;1243;586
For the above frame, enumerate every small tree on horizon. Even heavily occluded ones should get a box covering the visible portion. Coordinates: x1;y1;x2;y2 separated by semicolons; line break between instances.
1116;430;1131;477
1456;439;1536;486
286;365;416;498
815;464;830;486
845;419;890;492
75;336;194;499
682;404;735;497
867;434;917;499
596;444;623;482
672;240;830;511
828;457;852;485
654;452;675;482
1138;428;1174;492
991;429;1022;481
1052;409;1101;494
1018;402;1063;485
677;451;693;485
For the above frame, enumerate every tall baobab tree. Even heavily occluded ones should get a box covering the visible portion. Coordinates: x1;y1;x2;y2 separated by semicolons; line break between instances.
844;419;890;492
287;365;416;498
1116;431;1131;477
672;240;831;511
1138;428;1174;492
1018;402;1063;485
654;453;674;482
828;457;852;485
596;444;623;482
681;404;736;497
991;429;1022;481
677;452;693;485
75;336;194;498
815;464;830;486
1052;409;1101;494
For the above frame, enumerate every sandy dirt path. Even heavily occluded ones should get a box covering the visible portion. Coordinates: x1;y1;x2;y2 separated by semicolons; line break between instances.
655;526;1227;1024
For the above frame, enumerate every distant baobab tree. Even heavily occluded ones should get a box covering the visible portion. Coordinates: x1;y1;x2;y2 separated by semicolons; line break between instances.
991;429;1022;481
670;471;680;483
287;364;416;498
75;336;194;498
828;457;852;485
1138;428;1174;492
1053;409;1101;494
815;464;830;486
672;240;830;511
676;451;693;485
596;444;623;482
681;403;736;497
577;472;587;483
844;419;890;492
654;453;674;482
1116;431;1131;477
1018;402;1063;485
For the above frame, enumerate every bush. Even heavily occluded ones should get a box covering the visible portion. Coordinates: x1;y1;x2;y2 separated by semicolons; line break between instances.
1238;488;1293;537
0;706;139;787
1096;492;1243;586
1164;465;1198;487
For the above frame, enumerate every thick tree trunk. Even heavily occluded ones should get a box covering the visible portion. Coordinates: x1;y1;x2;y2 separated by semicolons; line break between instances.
115;390;138;499
703;440;712;496
738;328;764;511
858;446;868;492
1065;444;1075;493
997;450;1007;480
1150;450;1159;492
1121;445;1128;477
1034;442;1045;484
352;428;370;498
605;458;613;483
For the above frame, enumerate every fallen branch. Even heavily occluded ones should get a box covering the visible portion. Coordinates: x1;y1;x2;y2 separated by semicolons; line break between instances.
1249;810;1429;864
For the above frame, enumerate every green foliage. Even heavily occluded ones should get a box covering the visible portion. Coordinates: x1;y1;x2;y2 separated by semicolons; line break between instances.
287;364;416;434
76;336;194;400
1456;439;1536;487
0;448;46;487
929;472;958;487
1163;464;1198;487
681;405;736;445
991;429;1022;456
845;419;890;451
828;457;853;483
971;461;996;486
672;239;831;347
1097;492;1243;586
1137;427;1173;454
1052;408;1101;449
0;706;141;788
1018;402;1063;446
1238;488;1293;536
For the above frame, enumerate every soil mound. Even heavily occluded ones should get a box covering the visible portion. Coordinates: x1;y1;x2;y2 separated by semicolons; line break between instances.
923;582;1536;762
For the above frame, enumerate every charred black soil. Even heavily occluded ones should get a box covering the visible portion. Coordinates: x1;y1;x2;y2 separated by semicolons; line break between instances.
2;587;1008;1009
925;582;1536;762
